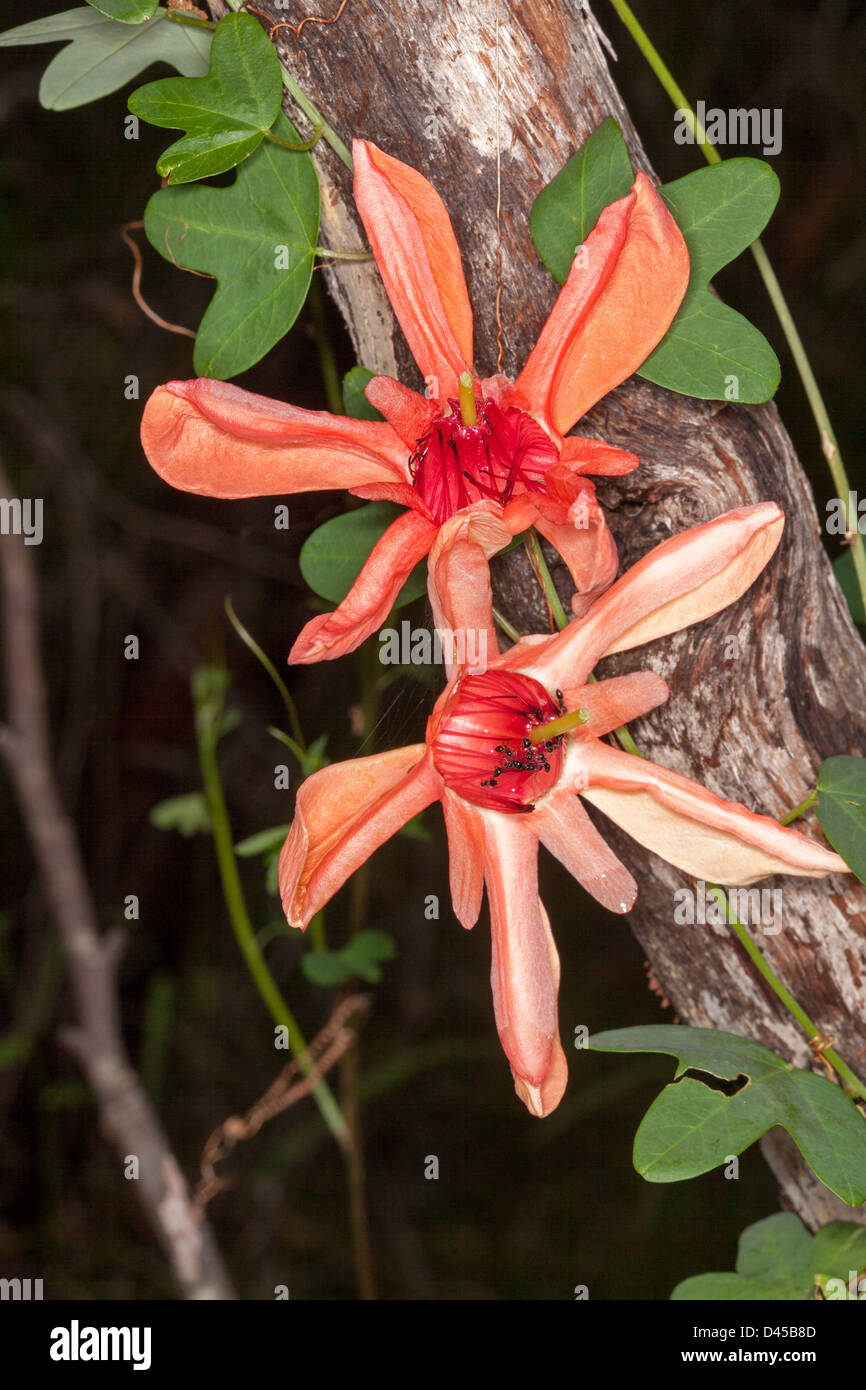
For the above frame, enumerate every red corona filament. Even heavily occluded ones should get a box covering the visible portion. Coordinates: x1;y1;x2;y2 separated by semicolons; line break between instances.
410;397;557;526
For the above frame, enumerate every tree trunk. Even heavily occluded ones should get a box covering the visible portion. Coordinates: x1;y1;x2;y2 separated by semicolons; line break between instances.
252;0;866;1227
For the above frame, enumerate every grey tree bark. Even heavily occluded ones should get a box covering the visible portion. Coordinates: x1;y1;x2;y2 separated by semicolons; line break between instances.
250;0;866;1228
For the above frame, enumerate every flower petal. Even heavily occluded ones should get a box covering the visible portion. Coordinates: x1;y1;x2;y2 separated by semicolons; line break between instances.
575;740;846;884
279;746;440;928
532;788;637;913
141;378;410;498
528;502;785;687
510;902;569;1117
558;671;670;739
289;510;437;664
514;173;689;435
351;479;430;513
442;790;485;929
559;435;640;476
353;140;473;399
364;375;437;449
481;813;556;1088
426;504;510;678
533;501;619;618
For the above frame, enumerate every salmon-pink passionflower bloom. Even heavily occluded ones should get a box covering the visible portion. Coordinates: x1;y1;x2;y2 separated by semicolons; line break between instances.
140;139;690;664
278;502;846;1117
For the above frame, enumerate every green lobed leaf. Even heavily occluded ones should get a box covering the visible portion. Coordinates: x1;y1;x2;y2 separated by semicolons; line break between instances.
342;366;384;422
588;1025;866;1205
672;1212;866;1300
235;825;291;859
810;1220;866;1291
529;119;781;402
298;733;330;777
300;952;351;988
299;502;427;610
735;1211;812;1294
236;824;290;897
190;664;230;707
129;13;282;185
639;292;780;403
86;0;157;22
143;110;319;377
529;115;633;284
641;160;781;401
301;929;397;988
149;791;211;835
833;551;866;625
0;7;211;111
816;755;866;885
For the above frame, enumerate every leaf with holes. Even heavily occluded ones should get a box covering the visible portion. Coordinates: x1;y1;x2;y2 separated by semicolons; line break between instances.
143;110;318;377
0;7;211;111
300;503;427;609
129;13;282;184
588;1025;866;1205
672;1212;866;1300
86;0;156;22
816;756;866;885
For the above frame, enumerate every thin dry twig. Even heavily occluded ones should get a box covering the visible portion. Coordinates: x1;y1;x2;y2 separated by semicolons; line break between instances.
247;0;350;42
122;221;196;340
0;460;235;1300
194;993;369;1211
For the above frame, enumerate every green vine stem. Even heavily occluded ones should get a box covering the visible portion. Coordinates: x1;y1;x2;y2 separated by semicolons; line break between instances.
491;605;521;645
193;672;348;1146
524;529;569;630
225;600;330;953
166;9;216;30
279;66;353;170
527;535;866;1099
224;0;354;168
315;247;374;262
779;789;818;826
264;125;323;152
309;910;326;953
608;0;866;618
267;723;308;765
225;597;306;751
307;278;342;415
709;888;866;1099
338;639;380;1299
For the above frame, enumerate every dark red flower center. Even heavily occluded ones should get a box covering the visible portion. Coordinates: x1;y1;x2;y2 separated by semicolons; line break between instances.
410;397;557;526
430;670;566;813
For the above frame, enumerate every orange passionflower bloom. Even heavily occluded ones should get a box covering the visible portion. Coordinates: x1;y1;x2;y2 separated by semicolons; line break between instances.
140;138;690;663
278;503;845;1117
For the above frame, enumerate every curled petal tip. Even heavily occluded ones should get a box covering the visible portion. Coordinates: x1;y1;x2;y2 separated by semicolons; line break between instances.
516;1080;546;1118
511;1036;569;1117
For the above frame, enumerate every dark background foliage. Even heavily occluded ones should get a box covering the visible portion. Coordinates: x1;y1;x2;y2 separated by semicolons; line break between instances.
0;0;862;1298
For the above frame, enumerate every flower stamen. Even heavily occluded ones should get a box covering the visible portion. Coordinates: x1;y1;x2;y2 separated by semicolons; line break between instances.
409;397;557;526
430;670;566;812
458;370;478;427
